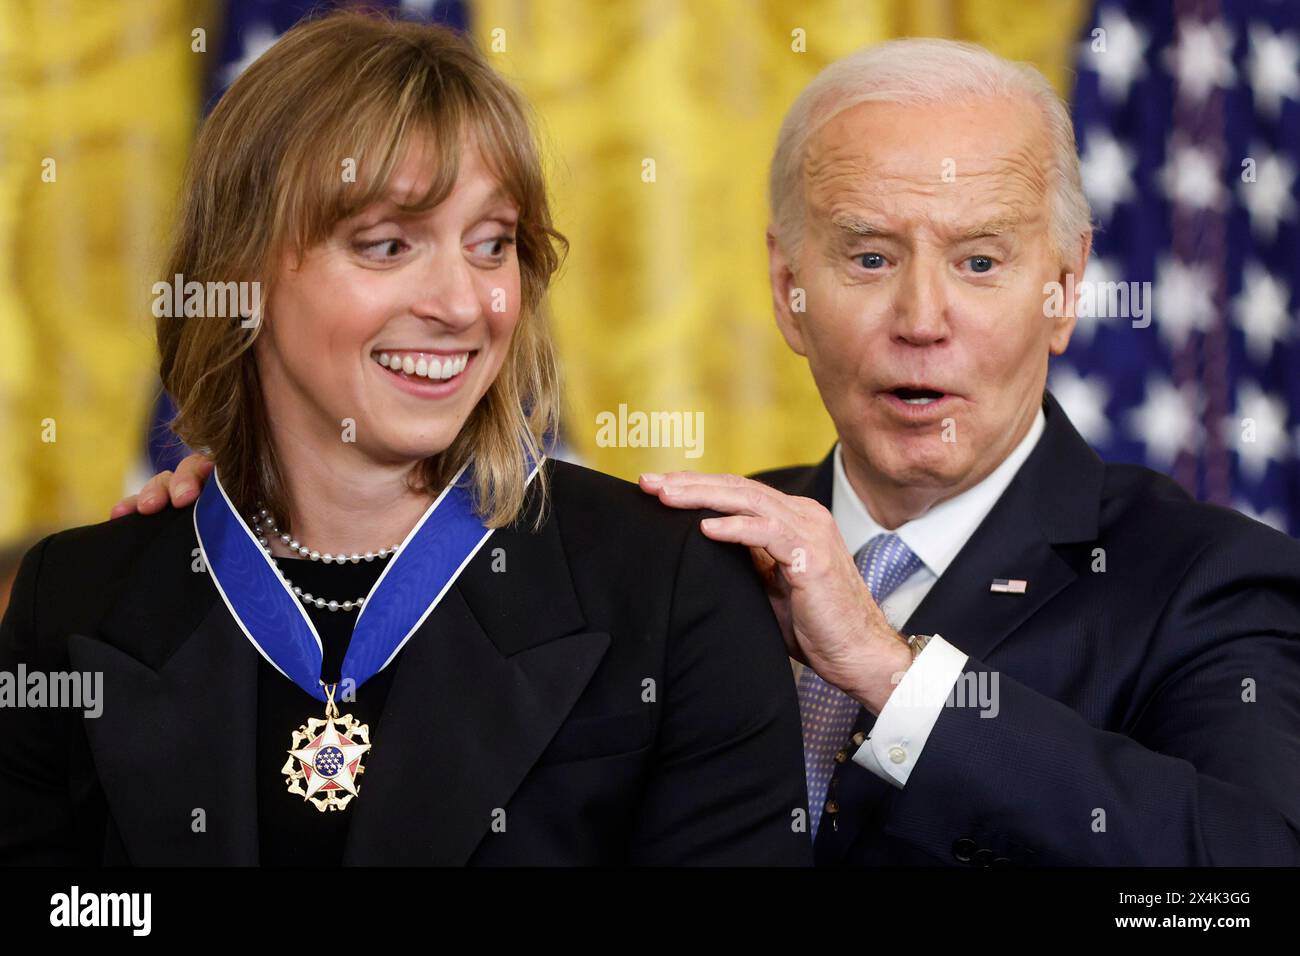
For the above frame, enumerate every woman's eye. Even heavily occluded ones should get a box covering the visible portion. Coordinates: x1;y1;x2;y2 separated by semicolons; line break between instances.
968;255;994;273
469;236;515;260
358;238;408;259
856;252;887;270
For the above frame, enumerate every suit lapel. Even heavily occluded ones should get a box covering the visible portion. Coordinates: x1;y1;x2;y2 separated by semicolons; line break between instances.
898;489;1079;664
70;596;260;865
342;491;611;865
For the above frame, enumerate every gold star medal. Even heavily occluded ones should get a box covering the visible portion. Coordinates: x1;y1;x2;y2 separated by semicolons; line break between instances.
282;683;372;812
193;459;543;814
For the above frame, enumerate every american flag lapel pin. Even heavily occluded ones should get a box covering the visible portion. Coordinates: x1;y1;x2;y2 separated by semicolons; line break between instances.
990;578;1028;594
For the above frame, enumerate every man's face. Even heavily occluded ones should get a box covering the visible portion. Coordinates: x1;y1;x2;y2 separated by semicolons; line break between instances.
770;96;1086;509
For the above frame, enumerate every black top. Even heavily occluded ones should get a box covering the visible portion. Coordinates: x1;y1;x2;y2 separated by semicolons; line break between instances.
0;458;813;866
257;553;396;866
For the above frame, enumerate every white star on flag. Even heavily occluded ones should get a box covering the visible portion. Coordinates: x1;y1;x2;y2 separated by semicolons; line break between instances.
1154;257;1218;350
1233;262;1293;364
1083;7;1150;102
1049;365;1113;446
1081;128;1137;220
1124;376;1202;469
1165;18;1237;104
1238;147;1298;243
1246;22;1300;118
1225;383;1291;482
1160;139;1227;211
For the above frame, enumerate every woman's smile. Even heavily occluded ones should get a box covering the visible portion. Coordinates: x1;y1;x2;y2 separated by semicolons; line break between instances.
369;348;479;399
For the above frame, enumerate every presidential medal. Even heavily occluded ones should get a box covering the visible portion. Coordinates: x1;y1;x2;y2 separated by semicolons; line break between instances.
282;683;371;812
194;456;543;817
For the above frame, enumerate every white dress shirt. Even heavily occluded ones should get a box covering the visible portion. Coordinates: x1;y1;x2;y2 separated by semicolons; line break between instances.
794;406;1046;787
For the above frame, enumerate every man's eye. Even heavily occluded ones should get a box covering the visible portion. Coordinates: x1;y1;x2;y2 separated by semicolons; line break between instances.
968;255;994;273
856;252;886;269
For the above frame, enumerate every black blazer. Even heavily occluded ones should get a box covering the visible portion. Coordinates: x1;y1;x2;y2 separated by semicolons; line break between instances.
755;390;1300;866
0;460;812;866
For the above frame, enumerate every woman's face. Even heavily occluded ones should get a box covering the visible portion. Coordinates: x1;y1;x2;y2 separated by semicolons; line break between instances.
256;136;522;469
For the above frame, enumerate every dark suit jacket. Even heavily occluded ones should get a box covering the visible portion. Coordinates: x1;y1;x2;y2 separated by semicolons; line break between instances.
0;459;812;866
755;390;1300;866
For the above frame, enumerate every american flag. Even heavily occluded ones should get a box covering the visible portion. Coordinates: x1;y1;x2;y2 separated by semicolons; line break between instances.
1059;0;1299;535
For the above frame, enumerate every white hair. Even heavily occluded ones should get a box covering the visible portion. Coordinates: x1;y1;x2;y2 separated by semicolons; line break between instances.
769;38;1091;264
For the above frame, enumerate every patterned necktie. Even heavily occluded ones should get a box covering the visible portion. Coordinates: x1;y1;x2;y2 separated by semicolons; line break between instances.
797;532;924;839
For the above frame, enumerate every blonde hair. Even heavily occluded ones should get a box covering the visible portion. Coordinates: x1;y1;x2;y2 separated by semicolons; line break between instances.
769;38;1091;265
157;9;564;530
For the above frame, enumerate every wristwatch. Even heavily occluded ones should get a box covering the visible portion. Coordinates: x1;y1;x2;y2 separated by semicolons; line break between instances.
903;632;936;660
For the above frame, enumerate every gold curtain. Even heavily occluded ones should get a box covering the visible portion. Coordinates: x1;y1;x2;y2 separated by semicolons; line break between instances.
473;0;1087;479
0;0;1088;543
0;0;204;542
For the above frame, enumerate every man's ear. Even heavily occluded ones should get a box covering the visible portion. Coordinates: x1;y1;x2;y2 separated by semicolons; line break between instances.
768;228;808;356
1049;228;1092;356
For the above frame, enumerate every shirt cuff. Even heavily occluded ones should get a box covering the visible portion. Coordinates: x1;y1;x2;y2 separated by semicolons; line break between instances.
851;635;969;787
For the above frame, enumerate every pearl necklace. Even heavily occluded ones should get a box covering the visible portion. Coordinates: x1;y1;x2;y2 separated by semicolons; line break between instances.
249;507;401;613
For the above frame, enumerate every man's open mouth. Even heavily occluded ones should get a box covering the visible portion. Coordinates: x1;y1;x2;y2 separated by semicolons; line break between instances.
886;386;948;406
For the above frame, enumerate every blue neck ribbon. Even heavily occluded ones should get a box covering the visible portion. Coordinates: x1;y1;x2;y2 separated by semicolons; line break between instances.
193;457;540;702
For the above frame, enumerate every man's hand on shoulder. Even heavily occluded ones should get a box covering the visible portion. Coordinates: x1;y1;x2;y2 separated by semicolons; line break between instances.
639;470;913;713
109;453;214;518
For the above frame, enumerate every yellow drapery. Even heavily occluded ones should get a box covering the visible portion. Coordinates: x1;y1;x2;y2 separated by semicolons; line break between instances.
472;0;1087;479
0;1;203;541
0;1;1087;543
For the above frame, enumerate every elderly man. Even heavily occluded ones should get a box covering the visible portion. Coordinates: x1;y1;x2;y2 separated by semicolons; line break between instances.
121;39;1300;866
639;38;1300;867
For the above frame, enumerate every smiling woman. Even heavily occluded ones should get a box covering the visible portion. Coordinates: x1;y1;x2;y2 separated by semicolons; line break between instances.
159;14;560;534
0;9;811;867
